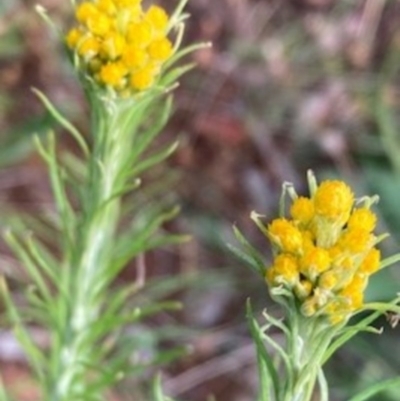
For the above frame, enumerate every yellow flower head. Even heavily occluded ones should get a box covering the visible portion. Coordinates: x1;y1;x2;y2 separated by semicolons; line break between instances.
145;5;169;32
268;218;303;254
300;246;331;279
66;0;174;95
348;207;377;232
359;248;381;275
314;180;354;222
130;64;159;90
338;228;372;254
290;196;315;226
259;172;383;325
99;62;128;88
267;254;299;287
77;35;100;59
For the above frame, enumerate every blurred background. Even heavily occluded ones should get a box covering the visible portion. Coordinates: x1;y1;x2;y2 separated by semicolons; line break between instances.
1;0;400;400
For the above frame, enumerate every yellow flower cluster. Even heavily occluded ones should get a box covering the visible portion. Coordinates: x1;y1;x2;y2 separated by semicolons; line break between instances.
266;180;381;324
66;0;174;93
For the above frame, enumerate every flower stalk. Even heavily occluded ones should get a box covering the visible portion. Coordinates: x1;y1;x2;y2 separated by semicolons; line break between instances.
1;0;198;400
53;97;140;400
236;170;400;401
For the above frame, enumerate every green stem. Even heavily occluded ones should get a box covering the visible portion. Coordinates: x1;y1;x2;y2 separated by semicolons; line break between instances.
284;314;336;401
50;98;143;401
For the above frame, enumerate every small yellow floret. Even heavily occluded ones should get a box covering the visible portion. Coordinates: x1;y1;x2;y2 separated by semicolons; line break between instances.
66;28;82;49
338;228;372;254
114;0;141;8
325;300;347;324
348;208;377;233
86;12;112;36
300;247;331;278
145;5;169;32
127;21;153;47
99;62;128;87
290;197;315;225
319;270;339;290
122;46;148;69
314;180;354;221
269;254;299;286
77;35;100;58
148;37;173;61
359;248;380;275
76;2;98;23
268;218;303;254
130;65;157;90
340;274;366;309
101;31;126;59
97;0;117;16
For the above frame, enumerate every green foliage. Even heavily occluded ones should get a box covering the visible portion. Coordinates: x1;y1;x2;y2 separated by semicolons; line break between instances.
0;1;202;399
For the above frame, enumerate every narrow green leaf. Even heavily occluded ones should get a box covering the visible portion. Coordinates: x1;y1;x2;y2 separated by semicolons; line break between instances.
323;311;382;364
32;88;89;157
226;243;263;275
232;225;266;276
161;63;196;88
380;253;400;270
26;235;59;287
346;377;400;401
131;141;179;178
45;132;76;248
168;0;189;32
4;231;52;303
362;302;400;314
129;97;173;163
164;43;211;70
90;302;182;340
246;300;279;401
34;135;51;163
0;277;46;383
153;374;166;401
318;369;329;401
109;206;181;279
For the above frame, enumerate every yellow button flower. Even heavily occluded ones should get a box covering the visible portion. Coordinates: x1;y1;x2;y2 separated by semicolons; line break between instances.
97;0;117;16
127;21;153;48
122;46;148;69
76;2;98;23
66;0;175;95
99;62;128;87
130;65;158;90
260;172;385;324
268;218;303;254
114;0;141;8
338;228;372;254
300;246;331;278
359;248;380;275
348;207;377;232
290;196;315;226
145;5;169;32
101;31;126;59
340;274;366;310
319;270;339;290
148;37;173;61
66;28;82;49
77;35;100;58
314;180;354;221
86;12;112;36
267;254;299;286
